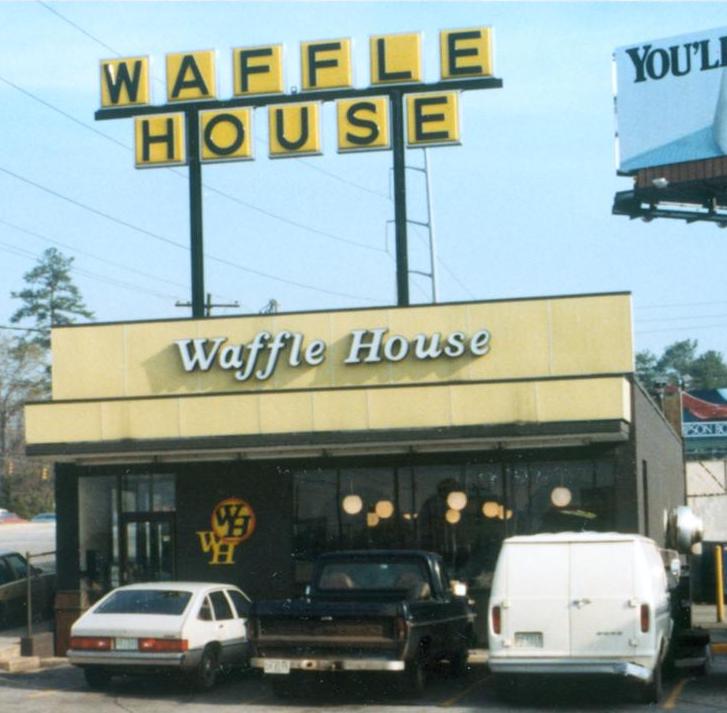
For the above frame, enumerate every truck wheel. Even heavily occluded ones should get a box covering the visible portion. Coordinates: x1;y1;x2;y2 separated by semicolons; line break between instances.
271;676;298;698
403;657;426;695
84;667;112;689
640;663;663;704
193;646;219;691
449;647;469;677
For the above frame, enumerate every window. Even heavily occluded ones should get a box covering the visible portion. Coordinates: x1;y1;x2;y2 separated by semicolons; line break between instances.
198;596;213;621
210;591;233;620
95;589;192;615
6;554;28;579
227;590;251;618
0;558;14;585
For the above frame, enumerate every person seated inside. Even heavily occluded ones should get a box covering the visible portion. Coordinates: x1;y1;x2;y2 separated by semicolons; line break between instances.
394;570;431;600
319;570;354;590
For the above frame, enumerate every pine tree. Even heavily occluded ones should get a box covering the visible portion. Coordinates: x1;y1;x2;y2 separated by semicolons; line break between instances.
10;248;94;349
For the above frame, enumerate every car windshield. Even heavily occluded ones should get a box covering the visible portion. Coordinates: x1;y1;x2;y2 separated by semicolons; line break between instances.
317;560;429;592
95;589;192;615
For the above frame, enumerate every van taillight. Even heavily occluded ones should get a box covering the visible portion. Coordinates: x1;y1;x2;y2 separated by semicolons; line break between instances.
640;604;650;632
492;605;502;635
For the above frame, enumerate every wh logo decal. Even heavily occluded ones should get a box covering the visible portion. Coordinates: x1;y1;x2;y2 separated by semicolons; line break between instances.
197;497;256;565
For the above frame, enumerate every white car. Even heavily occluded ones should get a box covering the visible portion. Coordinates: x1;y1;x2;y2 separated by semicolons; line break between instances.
68;582;251;689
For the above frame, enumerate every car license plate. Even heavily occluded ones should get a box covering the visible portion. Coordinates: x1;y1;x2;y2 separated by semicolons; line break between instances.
115;638;138;651
514;632;543;648
263;659;291;675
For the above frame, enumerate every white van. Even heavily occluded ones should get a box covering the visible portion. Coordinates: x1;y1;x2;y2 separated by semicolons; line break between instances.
487;532;673;703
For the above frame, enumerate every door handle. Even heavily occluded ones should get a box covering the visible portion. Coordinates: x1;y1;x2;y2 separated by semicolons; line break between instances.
572;598;591;608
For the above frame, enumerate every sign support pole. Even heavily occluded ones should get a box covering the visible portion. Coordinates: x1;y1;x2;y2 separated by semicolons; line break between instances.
186;109;205;319
391;91;409;307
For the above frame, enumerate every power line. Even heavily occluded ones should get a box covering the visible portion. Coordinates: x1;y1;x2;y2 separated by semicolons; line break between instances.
0;70;386;256
37;0;119;57
0;164;380;303
36;0;391;201
0;240;178;302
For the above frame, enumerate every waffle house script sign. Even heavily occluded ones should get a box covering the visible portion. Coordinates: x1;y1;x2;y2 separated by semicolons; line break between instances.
197;497;256;565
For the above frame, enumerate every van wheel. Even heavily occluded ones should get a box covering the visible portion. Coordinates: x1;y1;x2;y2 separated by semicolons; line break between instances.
193;646;219;690
84;667;112;689
494;674;518;701
640;663;663;704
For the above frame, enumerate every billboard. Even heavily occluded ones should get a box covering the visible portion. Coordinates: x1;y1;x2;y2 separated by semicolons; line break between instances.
682;390;727;440
614;27;727;173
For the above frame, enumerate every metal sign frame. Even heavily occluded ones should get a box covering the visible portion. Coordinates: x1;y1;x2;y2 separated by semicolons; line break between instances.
96;78;502;318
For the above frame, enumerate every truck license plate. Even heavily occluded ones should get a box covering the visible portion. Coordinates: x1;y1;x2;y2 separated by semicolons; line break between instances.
514;632;543;648
264;660;291;675
115;638;138;650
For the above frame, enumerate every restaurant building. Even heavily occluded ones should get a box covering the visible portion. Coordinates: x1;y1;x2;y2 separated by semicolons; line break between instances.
25;291;685;639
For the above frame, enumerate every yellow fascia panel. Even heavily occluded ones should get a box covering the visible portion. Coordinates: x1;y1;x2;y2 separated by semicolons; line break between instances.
52;326;126;400
450;381;539;425
26;402;103;444
549;295;633;375
535;378;631;423
126;399;180;440
259;391;313;434
312;390;369;432
367;386;451;430
180;395;260;438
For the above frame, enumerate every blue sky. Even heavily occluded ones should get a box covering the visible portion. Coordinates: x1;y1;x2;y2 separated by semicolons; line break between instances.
2;2;727;360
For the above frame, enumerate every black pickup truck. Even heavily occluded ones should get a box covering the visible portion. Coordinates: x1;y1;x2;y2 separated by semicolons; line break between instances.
249;550;475;695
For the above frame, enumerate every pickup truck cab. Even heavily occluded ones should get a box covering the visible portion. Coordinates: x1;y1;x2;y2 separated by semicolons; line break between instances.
250;550;474;695
488;532;673;703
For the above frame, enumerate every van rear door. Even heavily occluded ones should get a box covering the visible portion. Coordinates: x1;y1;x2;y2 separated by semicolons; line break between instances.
504;542;570;656
569;541;637;656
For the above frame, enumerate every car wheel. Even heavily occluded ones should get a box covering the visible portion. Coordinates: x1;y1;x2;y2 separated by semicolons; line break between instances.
194;646;219;691
84;667;112;689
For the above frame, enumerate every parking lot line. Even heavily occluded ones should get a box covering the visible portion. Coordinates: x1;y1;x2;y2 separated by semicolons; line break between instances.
662;677;688;710
439;673;491;707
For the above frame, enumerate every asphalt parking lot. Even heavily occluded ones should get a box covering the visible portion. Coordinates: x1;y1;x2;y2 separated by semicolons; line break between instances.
0;658;726;712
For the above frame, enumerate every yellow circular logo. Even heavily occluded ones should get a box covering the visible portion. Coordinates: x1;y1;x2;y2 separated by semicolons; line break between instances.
211;497;256;544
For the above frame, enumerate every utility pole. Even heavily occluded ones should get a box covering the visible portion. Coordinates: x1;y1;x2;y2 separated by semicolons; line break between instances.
175;293;239;317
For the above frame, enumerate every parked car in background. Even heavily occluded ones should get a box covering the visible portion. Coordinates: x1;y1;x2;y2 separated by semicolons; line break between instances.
68;582;252;689
488;533;675;704
0;550;56;628
30;513;56;523
0;511;27;524
250;550;474;697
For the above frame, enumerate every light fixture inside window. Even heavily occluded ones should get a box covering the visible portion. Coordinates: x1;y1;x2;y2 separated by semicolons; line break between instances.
366;512;380;528
446;490;468;511
375;499;394;519
551;486;572;508
342;494;363;515
445;508;461;524
482;501;500;518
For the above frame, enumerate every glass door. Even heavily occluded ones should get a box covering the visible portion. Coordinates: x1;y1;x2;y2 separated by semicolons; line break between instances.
120;513;175;584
